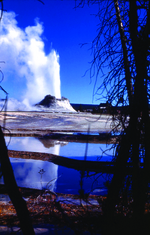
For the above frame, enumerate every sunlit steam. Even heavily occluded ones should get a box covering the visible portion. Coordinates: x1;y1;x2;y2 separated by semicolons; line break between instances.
0;11;61;109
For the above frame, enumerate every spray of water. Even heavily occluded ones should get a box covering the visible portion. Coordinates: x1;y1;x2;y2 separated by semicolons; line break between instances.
0;11;61;110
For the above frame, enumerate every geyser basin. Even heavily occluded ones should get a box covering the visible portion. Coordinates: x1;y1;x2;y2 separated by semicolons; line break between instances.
2;112;113;135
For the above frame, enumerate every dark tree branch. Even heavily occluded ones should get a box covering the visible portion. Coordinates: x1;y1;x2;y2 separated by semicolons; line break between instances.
114;0;133;105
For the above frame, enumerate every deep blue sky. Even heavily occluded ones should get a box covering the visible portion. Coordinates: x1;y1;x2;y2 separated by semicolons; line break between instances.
1;0;102;105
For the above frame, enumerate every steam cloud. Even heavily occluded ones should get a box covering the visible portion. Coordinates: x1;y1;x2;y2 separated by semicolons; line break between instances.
0;11;61;110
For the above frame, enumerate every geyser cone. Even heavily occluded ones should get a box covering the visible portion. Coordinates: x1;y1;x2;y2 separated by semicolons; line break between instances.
35;95;76;112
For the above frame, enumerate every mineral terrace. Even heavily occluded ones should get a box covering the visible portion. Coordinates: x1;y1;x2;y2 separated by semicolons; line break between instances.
0;111;113;136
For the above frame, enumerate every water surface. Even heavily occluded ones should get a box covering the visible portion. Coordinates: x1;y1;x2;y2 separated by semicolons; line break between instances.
3;136;114;195
5;136;114;161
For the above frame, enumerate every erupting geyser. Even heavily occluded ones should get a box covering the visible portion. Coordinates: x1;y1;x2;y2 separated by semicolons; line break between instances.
0;11;61;110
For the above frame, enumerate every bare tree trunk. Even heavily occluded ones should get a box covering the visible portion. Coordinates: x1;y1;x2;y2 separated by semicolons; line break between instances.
0;127;35;235
103;126;131;234
114;0;133;104
104;1;150;233
104;2;150;233
103;1;133;222
129;0;150;222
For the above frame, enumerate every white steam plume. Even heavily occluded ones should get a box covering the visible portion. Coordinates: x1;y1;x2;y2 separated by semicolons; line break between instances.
0;11;61;108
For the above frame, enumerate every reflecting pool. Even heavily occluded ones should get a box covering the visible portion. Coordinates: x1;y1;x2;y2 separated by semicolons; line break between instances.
2;136;114;195
5;136;114;161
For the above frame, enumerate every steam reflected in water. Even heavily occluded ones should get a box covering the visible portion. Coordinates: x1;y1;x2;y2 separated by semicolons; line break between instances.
10;158;58;191
5;136;114;161
3;137;113;195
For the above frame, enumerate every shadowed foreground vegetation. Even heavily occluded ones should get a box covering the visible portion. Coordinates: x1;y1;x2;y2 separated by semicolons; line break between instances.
0;150;148;234
0;179;150;235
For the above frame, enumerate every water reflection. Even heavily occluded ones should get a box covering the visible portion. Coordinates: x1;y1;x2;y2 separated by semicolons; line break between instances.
5;136;114;161
0;158;110;195
5;137;62;156
10;159;58;191
3;136;114;195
